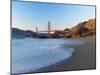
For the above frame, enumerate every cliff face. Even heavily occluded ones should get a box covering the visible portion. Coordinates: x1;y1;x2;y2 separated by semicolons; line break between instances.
84;19;96;39
64;19;96;39
12;28;36;39
84;19;96;30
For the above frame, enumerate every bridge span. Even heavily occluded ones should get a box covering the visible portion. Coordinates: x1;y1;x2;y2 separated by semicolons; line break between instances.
36;21;63;38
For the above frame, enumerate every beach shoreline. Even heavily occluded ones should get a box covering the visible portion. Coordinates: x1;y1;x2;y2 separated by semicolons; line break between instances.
13;39;96;75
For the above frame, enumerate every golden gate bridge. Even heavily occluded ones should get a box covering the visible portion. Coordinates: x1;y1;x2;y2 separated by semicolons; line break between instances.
35;21;63;38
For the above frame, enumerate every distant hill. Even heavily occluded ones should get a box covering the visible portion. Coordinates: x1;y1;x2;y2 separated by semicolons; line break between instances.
12;28;36;39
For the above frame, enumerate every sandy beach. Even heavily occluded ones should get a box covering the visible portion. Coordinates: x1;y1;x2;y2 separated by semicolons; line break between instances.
46;39;96;72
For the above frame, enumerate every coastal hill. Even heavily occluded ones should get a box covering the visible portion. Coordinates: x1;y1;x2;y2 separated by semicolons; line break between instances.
84;19;96;30
12;28;36;38
63;19;96;39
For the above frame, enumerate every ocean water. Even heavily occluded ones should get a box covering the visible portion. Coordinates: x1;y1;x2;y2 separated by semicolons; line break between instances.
12;38;84;74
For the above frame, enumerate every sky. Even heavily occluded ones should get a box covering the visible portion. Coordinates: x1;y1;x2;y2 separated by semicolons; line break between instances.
12;1;95;31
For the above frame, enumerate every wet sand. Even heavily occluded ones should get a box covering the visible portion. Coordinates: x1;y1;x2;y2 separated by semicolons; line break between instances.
36;39;96;73
50;39;96;72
